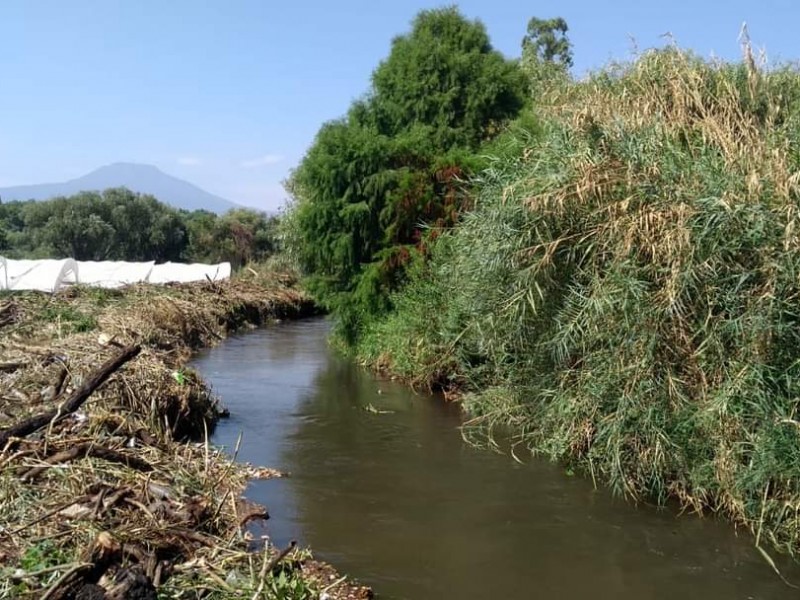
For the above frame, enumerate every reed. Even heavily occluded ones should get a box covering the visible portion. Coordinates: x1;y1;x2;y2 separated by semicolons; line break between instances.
360;45;800;556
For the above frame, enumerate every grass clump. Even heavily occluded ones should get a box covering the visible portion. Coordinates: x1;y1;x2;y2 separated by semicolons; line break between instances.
40;304;98;333
360;45;800;555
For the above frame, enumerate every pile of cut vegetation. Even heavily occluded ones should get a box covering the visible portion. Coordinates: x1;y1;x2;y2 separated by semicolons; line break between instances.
0;275;370;598
361;46;800;557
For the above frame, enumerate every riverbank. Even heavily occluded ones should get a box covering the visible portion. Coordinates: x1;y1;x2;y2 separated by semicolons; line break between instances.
356;48;800;563
0;272;371;599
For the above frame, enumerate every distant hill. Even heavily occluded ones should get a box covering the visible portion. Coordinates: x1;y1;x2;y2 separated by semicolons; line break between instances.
0;163;240;214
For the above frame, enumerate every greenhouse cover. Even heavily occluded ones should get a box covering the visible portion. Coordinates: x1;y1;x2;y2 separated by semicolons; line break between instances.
0;257;231;292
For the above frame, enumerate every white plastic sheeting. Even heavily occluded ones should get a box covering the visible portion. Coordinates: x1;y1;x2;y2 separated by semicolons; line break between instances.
0;257;231;292
0;258;79;292
77;261;155;289
148;262;232;284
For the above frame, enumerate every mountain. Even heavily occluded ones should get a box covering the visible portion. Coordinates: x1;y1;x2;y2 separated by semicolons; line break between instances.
0;163;240;214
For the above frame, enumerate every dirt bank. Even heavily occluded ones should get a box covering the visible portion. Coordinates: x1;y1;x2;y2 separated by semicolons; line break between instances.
0;273;371;599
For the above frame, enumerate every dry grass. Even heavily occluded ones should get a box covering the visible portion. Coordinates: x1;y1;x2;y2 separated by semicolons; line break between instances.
0;273;370;599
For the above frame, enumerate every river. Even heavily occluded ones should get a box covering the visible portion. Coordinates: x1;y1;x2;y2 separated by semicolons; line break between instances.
191;318;799;599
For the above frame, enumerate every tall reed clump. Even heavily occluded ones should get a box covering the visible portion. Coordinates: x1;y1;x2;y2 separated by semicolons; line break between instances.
359;46;800;554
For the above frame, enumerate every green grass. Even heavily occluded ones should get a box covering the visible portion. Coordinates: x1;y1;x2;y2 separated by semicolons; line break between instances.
358;47;800;556
40;304;98;333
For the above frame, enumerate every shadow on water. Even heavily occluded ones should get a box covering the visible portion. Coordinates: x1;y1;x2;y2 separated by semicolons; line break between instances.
192;318;800;600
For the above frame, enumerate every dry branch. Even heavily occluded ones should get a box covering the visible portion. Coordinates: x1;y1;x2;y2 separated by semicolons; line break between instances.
0;344;141;449
20;443;153;482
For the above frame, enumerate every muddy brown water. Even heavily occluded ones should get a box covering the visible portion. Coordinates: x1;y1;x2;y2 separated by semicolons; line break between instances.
192;318;800;599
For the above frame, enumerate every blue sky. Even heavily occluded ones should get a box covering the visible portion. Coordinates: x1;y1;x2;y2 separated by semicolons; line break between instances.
0;0;796;211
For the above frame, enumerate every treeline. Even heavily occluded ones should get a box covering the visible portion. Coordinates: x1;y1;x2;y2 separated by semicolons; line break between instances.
286;8;800;556
0;187;279;266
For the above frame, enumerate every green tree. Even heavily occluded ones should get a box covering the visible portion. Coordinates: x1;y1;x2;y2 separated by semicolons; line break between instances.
103;188;187;261
522;17;573;69
20;189;188;261
0;201;9;251
0;189;191;261
32;193;116;260
370;7;525;148
215;208;279;267
0;190;280;266
184;209;219;262
184;207;278;267
288;7;525;342
0;201;38;257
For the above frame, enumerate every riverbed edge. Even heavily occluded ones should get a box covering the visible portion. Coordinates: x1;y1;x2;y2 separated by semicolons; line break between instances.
0;275;372;599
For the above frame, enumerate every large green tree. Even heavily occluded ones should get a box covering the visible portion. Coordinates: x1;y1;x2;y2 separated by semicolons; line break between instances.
370;8;525;148
288;7;525;341
520;17;574;92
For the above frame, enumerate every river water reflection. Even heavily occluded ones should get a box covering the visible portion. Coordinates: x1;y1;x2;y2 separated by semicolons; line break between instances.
192;318;799;599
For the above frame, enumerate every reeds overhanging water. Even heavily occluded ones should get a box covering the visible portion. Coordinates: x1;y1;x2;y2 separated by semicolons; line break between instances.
359;44;800;560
